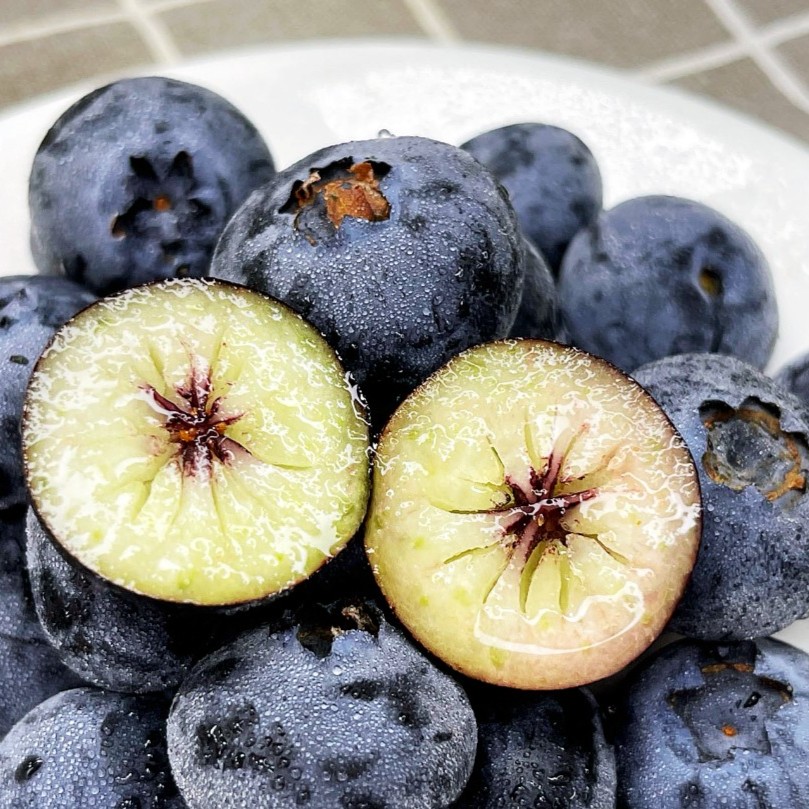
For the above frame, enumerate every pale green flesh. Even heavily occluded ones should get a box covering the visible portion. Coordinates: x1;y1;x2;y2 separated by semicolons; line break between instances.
24;279;370;605
366;341;701;688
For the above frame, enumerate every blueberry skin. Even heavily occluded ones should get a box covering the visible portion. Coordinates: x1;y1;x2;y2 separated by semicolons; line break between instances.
775;351;809;406
614;638;809;808
455;687;615;808
0;508;83;738
211;135;524;423
558;196;777;373
509;237;560;339
168;601;477;809
634;352;809;639
30;76;275;296
0;688;185;807
0;276;94;512
25;510;220;694
461;123;602;273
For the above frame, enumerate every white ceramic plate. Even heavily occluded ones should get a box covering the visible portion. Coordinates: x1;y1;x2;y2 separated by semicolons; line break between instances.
2;39;807;649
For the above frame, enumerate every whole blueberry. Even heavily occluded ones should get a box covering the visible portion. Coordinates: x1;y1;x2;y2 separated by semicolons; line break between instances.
634;352;809;639
455;687;615;808
614;638;809;808
0;275;94;511
210;135;524;424
26;510;220;694
461;122;603;272
0;688;185;807
509;237;560;340
30;76;275;295
558;196;777;373
168;600;477;809
0;508;83;738
775;351;809;407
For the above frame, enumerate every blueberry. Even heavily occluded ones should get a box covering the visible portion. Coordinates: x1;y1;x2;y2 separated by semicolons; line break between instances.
634;352;809;639
613;638;809;808
29;76;275;295
25;509;221;694
455;687;615;808
508;237;559;340
167;600;477;808
0;687;185;807
461;122;603;273
558;196;777;373
0;508;83;737
775;352;809;406
210;135;524;424
0;276;94;512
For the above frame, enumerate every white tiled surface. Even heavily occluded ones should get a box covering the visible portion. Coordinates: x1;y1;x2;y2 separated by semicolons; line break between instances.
0;0;808;142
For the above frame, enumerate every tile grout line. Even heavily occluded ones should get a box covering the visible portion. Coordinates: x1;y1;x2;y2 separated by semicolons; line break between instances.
637;9;809;83
142;0;218;14
1;0;808;91
635;38;745;82
400;0;462;43
117;0;181;64
762;9;809;47
703;0;809;113
0;7;127;49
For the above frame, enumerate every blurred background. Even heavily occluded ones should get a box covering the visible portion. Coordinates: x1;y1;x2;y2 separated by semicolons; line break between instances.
1;0;808;142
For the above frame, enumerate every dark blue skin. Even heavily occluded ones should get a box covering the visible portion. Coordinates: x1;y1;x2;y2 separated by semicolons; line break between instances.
614;638;809;808
461;122;603;273
454;687;615;808
167;600;477;809
0;275;94;511
634;353;809;640
0;688;186;807
30;76;275;295
211;135;525;424
775;351;809;406
509;237;560;339
0;508;83;737
26;510;222;694
558;196;778;373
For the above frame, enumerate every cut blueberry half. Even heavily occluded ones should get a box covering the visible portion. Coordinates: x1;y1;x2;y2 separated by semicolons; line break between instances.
365;340;701;689
22;278;370;606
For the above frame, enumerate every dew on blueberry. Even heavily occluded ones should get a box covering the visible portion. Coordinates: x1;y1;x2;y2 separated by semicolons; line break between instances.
558;196;777;372
167;600;477;808
211;135;525;425
634;352;809;640
613;638;809;808
0;275;94;511
29;77;276;295
0;688;184;807
460;122;603;273
455;686;616;808
0;508;83;738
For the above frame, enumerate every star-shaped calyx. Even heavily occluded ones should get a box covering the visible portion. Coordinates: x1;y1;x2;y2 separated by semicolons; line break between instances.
669;646;792;762
111;151;215;274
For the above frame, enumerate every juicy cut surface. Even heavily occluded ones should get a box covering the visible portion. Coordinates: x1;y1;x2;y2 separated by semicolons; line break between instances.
366;340;701;689
23;279;370;605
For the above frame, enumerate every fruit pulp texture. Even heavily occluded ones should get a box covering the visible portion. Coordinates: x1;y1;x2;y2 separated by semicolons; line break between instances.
24;280;369;605
367;341;701;688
